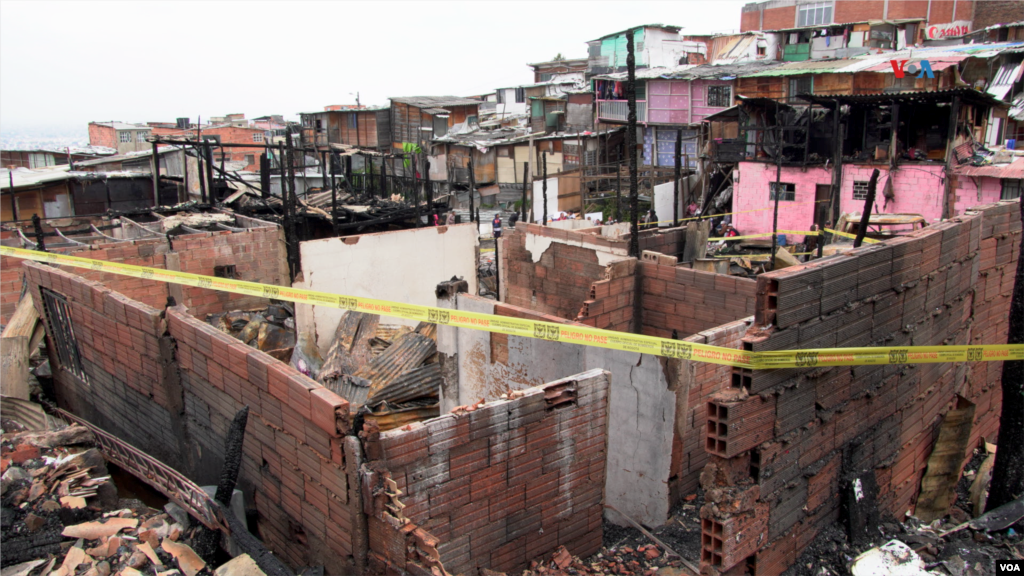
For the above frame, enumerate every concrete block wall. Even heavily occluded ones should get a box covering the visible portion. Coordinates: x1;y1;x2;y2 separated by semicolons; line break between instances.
576;259;637;332
697;199;1021;576
639;262;757;338
363;370;609;576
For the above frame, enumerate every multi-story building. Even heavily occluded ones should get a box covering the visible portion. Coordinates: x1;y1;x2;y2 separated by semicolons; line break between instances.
88;122;152;154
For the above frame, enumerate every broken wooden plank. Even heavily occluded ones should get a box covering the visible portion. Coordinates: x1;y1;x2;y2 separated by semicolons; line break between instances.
915;400;977;522
1;294;38;400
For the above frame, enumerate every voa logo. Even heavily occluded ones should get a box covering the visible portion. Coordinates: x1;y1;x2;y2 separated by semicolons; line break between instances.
998;560;1024;574
890;59;934;79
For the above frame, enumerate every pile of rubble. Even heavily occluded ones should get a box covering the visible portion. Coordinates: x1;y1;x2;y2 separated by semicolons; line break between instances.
1;420;270;576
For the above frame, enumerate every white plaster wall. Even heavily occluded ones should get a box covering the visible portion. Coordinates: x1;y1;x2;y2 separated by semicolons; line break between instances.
585;349;676;527
532;177;560;224
653;180;678;228
296;223;479;353
524;229;629;266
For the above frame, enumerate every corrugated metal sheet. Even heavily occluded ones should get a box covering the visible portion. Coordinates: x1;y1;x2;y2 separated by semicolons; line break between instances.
354;331;437;398
365;363;441;405
953;157;1024;178
363;398;440;432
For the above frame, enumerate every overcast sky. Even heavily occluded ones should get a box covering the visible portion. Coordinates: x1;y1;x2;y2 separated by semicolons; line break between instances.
0;0;746;134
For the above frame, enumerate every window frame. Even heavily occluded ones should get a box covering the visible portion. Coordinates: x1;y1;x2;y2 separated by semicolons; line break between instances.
39;288;88;383
252;132;264;143
515;87;525;103
118;131;132;143
137;131;149;143
797;1;833;27
1002;179;1022;200
769;182;796;202
707;85;733;108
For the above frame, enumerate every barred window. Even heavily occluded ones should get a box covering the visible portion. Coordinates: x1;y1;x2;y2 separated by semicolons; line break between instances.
1002;179;1022;200
707;85;732;108
852;180;870;200
40;288;88;382
769;182;796;201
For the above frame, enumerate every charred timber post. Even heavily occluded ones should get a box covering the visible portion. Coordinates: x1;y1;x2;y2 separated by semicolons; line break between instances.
205;143;215;202
412;155;420;228
626;28;640;259
152;142;160;206
259;153;270;200
284;136;300;281
330;153;338;235
852;169;880;249
368;156;374;197
468;158;476;223
32;215;46;252
380;153;387;197
541;152;548;226
674;130;681;227
615;165;621;222
8;172;16;221
215;406;249;505
986;196;1024;511
424;158;432;223
521;162;529;223
770;105;783;264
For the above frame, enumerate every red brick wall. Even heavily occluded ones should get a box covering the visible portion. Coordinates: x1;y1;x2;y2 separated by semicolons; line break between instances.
24;260;362;574
972;0;1022;29
168;307;359;572
576;259;637;332
202;126;265;171
639;262;757;339
364;370;610;575
886;0;930;20
834;1;885;24
88;124;116;149
1;224;283;324
172;227;284;319
697;199;1021;575
740;9;761;32
762;5;796;30
502;226;615;320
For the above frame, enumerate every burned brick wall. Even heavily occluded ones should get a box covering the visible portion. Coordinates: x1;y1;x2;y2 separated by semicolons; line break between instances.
502;225;626;321
25;261;365;574
639;262;757;338
24;261;186;468
167;308;361;571
362;370;609;576
697;200;1021;576
637;227;686;258
3;222;284;324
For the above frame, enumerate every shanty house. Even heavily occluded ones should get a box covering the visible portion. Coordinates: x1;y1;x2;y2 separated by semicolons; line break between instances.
1;167;174;222
528;58;589;83
88;122;152;155
389;96;481;148
1;146;115;169
586;24;694;76
299;106;392;150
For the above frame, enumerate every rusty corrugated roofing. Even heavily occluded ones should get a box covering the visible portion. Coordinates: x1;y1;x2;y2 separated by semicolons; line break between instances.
366;363;441;405
953;156;1024;179
354;331;437;398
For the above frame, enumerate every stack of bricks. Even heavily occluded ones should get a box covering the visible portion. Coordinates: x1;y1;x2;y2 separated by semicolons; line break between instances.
363;370;610;576
502;225;625;321
696;199;1020;576
167;307;358;571
639;262;757;338
576;259;637;332
172;226;284;318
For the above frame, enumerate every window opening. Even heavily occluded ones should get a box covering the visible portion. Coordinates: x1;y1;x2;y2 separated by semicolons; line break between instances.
40;288;88;382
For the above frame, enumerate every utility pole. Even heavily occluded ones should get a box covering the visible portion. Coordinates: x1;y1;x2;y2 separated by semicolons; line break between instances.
673;130;681;227
521;162;529;224
542;152;548;226
770;101;783;264
626;28;640;259
468;158;476;223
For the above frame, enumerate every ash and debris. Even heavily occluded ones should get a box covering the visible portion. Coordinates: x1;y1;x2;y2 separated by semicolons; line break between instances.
1;418;268;576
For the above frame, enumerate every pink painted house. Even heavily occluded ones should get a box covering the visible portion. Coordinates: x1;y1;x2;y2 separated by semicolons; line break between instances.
719;88;1014;240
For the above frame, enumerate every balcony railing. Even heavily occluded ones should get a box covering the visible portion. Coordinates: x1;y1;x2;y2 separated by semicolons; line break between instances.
597;100;646;123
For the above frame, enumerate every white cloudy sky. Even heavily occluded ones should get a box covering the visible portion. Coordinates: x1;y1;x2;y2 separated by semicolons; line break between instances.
0;0;746;133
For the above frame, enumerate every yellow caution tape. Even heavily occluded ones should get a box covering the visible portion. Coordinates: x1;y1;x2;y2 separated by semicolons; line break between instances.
823;228;880;244
647;207;772;227
707;230;820;242
3;246;1020;369
711;252;816;259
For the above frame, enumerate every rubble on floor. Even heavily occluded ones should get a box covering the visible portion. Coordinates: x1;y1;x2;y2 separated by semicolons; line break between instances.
316;311;440;430
478;242;497;298
1;417;269;576
207;304;296;363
